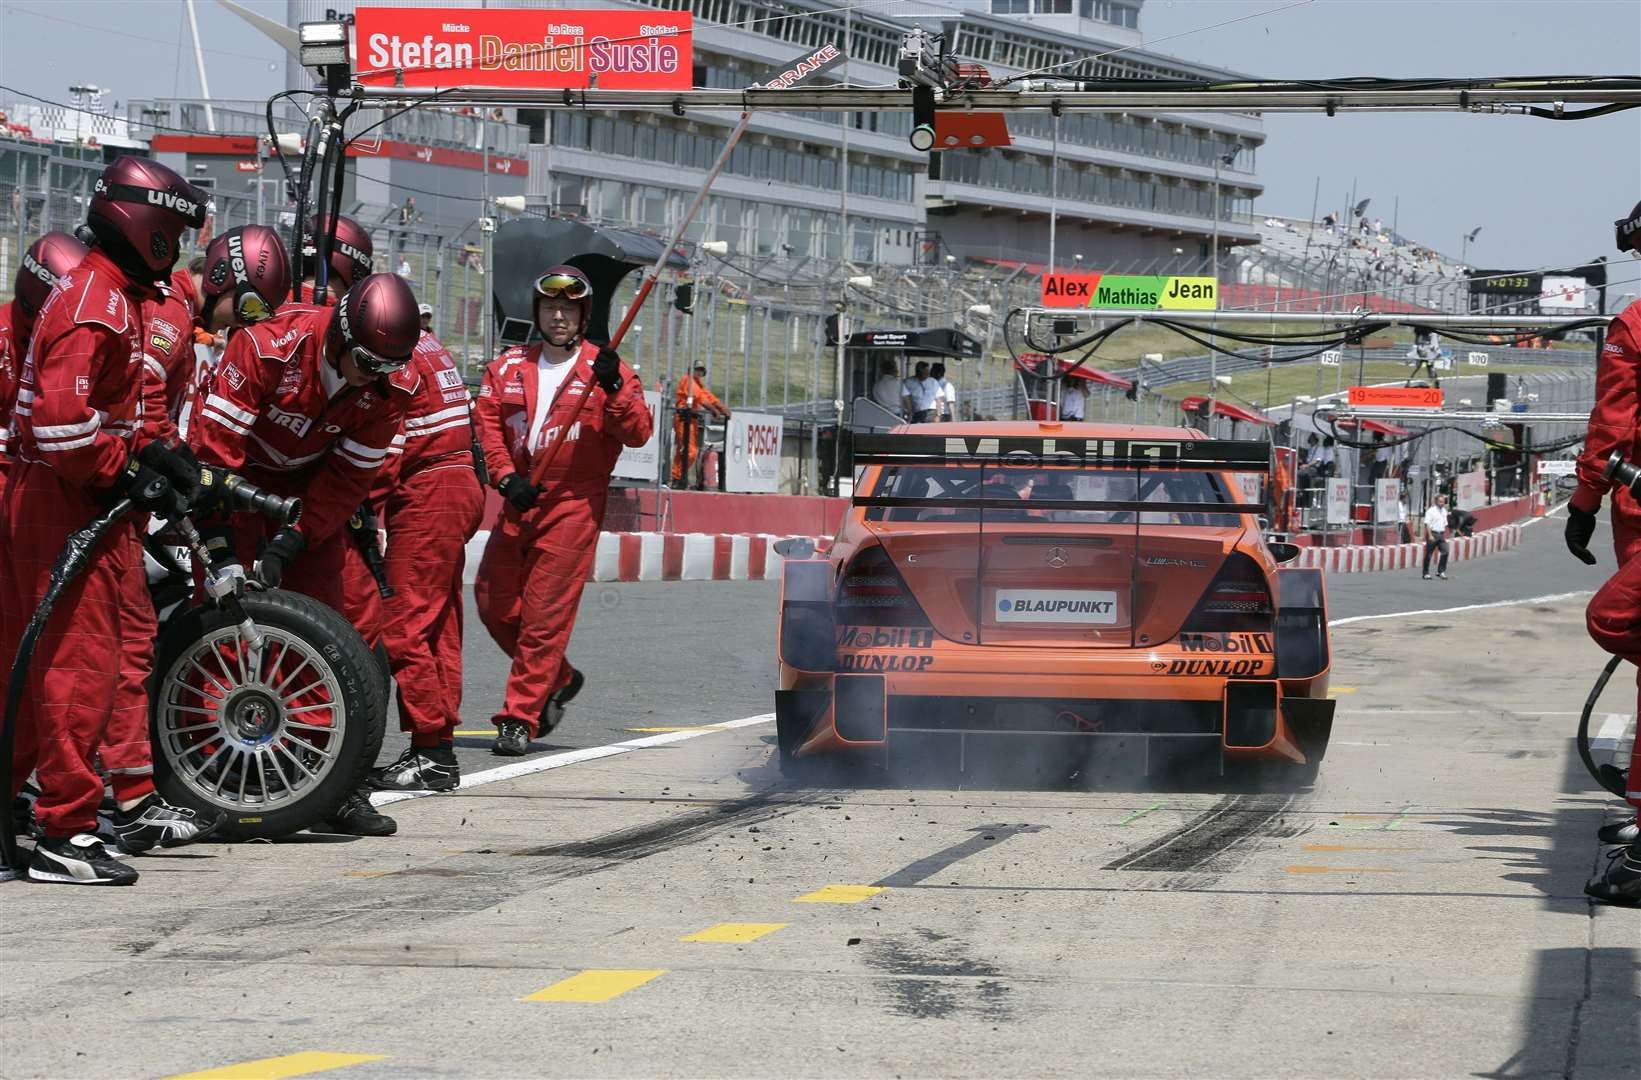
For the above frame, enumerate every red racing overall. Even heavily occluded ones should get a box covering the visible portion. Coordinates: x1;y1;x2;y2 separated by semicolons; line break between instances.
0;250;152;837
473;342;652;734
1573;300;1641;822
0;299;29;480
187;303;416;643
371;331;484;748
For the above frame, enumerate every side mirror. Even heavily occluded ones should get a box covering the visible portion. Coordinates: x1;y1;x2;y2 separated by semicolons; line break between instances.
773;538;816;560
1268;541;1301;564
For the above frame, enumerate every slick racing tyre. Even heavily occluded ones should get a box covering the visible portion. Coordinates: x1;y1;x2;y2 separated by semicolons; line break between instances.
150;589;387;839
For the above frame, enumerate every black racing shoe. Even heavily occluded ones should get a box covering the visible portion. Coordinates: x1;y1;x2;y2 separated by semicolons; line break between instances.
13;795;43;843
1597;819;1641;846
318;790;398;837
111;794;226;854
1586;845;1641;905
28;834;138;886
368;746;460;793
493;720;532;757
539;667;585;736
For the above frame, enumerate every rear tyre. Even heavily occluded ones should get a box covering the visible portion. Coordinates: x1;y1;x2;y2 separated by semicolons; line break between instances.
150;590;386;839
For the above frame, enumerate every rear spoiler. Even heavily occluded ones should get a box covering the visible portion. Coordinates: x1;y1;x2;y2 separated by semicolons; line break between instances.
851;434;1273;473
851;434;1271;516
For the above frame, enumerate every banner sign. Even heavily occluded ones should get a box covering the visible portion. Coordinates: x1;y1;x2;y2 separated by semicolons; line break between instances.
1374;478;1401;525
1537;459;1576;477
1324;477;1352;526
613;391;663;482
1539;275;1589;312
1347;385;1444;409
354;8;693;89
1041;273;1217;311
1455;469;1486;512
724;411;783;493
757;43;845;89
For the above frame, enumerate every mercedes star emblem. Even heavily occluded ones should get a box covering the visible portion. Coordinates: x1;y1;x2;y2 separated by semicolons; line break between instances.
1045;546;1069;568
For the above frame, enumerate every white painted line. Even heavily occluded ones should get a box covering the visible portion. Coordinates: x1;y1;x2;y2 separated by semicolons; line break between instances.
369;712;775;808
1328;590;1592;627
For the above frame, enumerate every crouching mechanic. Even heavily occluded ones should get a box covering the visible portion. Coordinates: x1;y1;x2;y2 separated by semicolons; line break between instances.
2;232;89;480
187;272;421;836
1564;197;1641;905
365;319;485;792
474;265;652;756
1;157;221;885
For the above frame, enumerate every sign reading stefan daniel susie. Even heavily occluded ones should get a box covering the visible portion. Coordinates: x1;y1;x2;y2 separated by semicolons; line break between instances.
1041;273;1218;310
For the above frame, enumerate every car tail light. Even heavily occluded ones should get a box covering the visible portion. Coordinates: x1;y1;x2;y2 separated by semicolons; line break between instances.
1183;552;1273;634
836;545;930;627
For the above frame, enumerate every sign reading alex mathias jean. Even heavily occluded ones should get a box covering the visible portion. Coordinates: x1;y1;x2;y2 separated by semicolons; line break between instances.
353;8;693;89
1041;272;1218;311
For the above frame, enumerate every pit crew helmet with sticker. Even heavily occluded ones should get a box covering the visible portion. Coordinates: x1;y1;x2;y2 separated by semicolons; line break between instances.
532;263;593;345
86;155;209;279
201;225;291;327
309;214;374;289
332;273;420;376
1617;199;1641;255
14;231;89;318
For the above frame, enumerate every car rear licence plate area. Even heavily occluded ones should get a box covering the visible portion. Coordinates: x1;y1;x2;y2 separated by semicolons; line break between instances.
888;696;1220;736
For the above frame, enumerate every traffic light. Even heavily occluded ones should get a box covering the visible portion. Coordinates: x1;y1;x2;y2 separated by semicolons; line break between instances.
909;84;936;152
824;313;841;345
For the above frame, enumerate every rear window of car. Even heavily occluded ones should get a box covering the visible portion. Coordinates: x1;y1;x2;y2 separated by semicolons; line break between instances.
863;466;1243;527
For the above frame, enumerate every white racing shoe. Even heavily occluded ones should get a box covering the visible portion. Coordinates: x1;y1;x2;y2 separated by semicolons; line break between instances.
109;794;227;854
1597;819;1640;846
29;833;138;886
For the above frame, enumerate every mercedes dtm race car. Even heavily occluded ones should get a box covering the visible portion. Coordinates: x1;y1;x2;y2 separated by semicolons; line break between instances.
774;423;1334;785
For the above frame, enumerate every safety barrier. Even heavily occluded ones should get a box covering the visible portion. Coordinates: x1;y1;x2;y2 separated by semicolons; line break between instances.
461;531;830;585
1293;522;1523;573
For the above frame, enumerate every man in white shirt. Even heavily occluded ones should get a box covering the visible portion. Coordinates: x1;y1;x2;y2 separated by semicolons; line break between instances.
1422;493;1450;580
902;361;940;422
930;362;957;421
870;360;903;415
1060;378;1086;421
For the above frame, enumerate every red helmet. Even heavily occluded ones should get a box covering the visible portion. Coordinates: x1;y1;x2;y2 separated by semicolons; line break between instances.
309;214;374;289
1617;199;1641;254
332;273;420;375
87;155;209;278
15;231;89;317
201;225;291;328
532;263;593;343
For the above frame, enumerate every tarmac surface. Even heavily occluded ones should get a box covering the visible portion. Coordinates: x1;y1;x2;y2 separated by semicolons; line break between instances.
3;513;1638;1079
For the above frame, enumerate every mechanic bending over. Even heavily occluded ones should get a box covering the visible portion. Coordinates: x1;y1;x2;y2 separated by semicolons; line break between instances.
1564;197;1641;905
473;264;653;757
2;157;221;886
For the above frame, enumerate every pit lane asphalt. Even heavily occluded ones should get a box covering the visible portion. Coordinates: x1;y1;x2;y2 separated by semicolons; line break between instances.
4;514;1636;1080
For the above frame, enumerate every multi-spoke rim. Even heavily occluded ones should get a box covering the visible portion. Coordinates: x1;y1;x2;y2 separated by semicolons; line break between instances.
157;625;347;811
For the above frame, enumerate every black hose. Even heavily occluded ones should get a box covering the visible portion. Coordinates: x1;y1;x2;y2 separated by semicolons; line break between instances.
1578;655;1630;798
1;498;135;873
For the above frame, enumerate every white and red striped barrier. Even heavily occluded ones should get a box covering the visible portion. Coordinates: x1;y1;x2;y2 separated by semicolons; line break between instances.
462;531;829;585
1294;522;1523;574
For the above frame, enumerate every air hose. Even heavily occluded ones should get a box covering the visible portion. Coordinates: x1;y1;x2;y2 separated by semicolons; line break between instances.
1577;655;1630;798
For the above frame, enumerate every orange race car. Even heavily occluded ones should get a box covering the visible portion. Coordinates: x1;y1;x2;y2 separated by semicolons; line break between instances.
774;423;1334;785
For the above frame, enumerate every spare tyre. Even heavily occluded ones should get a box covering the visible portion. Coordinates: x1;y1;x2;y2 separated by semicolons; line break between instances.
149;589;386;838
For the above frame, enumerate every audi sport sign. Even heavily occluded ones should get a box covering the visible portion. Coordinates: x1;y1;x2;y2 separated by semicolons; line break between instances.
354;8;693;90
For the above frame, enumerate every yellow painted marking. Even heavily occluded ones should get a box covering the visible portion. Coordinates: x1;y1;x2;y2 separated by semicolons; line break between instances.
163;1052;384;1080
1302;844;1410;853
523;969;666;1003
1117;801;1165;826
626;724;731;733
794;884;885;904
1283;865;1404;875
1327;686;1357;697
681;922;787;943
453;729;496;736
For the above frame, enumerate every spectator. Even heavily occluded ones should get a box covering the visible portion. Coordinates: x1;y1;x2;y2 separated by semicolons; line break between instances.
418;302;434;334
930;362;956;421
397;255;412;278
1060;378;1086;421
1422;494;1451;580
1319;436;1336;477
1370;432;1392;483
870;360;902;414
901;360;940;423
398;196;416;225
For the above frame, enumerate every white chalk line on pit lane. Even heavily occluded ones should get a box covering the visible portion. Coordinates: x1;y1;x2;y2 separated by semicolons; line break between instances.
368;713;775;809
1328;589;1593;628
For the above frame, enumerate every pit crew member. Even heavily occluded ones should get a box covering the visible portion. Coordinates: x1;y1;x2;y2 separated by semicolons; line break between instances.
1;232;88;481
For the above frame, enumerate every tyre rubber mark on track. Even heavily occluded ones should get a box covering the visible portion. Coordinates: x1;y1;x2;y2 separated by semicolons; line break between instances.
514;792;801;860
873;824;1045;888
1283;865;1403;874
795;884;885;903
682;923;787;943
162;1052;384;1080
523;969;666;1003
1102;795;1305;872
370;713;774;809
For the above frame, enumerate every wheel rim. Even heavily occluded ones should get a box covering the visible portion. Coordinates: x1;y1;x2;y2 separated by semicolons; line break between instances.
156;625;348;812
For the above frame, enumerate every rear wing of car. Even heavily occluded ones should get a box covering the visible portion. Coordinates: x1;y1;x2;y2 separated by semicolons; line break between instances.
851;433;1272;515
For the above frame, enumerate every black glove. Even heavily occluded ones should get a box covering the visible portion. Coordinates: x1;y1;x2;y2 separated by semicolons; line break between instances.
255;527;306;589
498;472;540;512
1566;505;1598;566
116;459;180;515
592;346;624;395
138;439;201;507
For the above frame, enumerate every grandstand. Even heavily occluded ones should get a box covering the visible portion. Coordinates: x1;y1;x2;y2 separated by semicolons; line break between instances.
1228;213;1473;314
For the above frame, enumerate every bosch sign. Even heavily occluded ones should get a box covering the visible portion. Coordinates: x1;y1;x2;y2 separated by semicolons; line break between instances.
725;412;783;493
